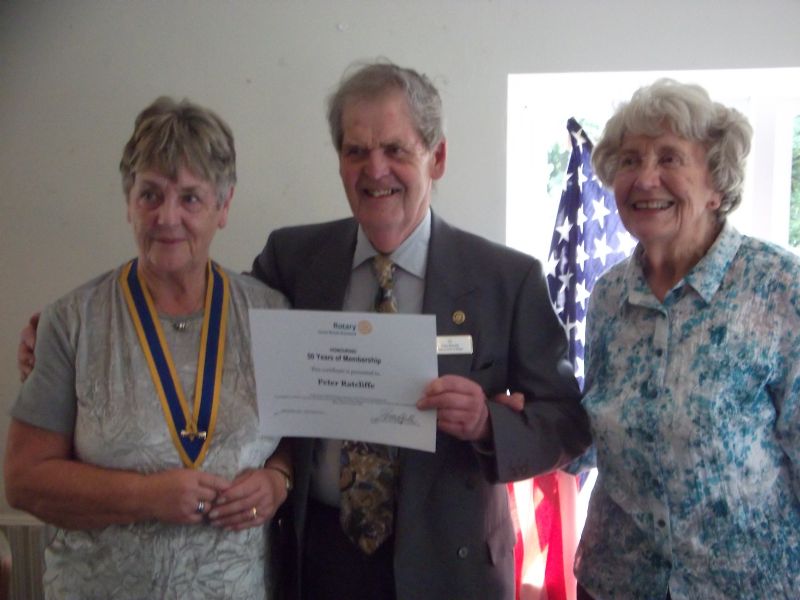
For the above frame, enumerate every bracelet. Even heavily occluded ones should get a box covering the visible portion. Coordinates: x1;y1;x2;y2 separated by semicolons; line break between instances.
265;465;293;492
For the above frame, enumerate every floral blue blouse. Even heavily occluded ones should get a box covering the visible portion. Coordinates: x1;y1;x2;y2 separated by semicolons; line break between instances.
575;223;800;599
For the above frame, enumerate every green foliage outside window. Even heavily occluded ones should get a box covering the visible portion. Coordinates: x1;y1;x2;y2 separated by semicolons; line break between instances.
546;119;603;200
547;144;570;198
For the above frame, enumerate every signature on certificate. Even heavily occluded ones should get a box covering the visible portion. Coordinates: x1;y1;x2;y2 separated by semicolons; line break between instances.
371;410;420;427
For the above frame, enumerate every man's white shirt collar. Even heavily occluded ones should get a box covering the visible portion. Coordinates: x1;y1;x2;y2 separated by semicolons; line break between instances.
352;209;431;279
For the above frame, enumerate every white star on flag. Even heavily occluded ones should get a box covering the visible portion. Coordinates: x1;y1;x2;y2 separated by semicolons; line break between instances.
575;244;590;271
576;205;588;229
563;318;577;334
591;197;611;227
574;319;586;347
544;252;559;277
569;129;587;146
575;280;591;308
570;127;587;147
555;219;572;244
578;162;590;187
592;233;614;266
574;355;585;381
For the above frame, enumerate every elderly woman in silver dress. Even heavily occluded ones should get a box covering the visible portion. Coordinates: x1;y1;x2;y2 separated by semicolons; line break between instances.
5;98;291;599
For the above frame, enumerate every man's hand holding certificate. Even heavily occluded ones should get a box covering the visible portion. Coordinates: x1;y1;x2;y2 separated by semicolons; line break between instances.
250;309;438;452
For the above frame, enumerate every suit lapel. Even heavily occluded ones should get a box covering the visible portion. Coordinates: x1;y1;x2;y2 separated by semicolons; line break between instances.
294;219;358;310
422;213;478;317
423;213;482;349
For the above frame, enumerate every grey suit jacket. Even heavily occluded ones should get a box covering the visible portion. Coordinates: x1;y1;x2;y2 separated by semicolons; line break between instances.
252;212;589;600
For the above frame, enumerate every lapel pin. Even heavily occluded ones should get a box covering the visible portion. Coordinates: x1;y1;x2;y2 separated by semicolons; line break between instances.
452;310;466;325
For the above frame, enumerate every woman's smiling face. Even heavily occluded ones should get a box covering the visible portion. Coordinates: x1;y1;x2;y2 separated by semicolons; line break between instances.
612;129;722;254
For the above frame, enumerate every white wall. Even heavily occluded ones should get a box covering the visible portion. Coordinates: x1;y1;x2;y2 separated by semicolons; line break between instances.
2;0;799;516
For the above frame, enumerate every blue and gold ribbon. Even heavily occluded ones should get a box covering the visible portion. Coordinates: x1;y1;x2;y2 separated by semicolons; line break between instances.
120;259;229;469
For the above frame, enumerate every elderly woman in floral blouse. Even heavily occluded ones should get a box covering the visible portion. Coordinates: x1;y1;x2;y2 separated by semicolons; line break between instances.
574;80;800;599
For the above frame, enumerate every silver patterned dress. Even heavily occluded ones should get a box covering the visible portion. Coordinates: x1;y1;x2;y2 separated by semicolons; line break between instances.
13;263;289;599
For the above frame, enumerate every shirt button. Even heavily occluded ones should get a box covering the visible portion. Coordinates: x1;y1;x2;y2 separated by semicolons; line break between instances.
655;348;663;357
457;546;469;559
657;519;666;528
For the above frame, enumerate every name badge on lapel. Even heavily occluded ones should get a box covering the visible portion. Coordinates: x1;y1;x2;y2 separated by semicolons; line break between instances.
436;335;473;355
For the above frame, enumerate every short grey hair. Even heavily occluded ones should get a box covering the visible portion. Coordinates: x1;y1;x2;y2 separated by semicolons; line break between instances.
592;79;752;216
327;61;444;151
119;96;236;206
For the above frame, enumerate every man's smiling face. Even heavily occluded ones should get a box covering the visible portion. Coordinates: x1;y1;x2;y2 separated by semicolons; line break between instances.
338;90;446;254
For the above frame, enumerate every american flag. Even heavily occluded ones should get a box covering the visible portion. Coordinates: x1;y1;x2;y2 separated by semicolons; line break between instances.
511;117;635;600
545;117;636;385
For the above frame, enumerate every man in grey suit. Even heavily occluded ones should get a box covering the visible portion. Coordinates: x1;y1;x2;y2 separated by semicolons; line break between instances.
253;62;590;600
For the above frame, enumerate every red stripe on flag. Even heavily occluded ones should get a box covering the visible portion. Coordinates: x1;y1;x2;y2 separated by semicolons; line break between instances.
534;473;567;600
508;482;524;600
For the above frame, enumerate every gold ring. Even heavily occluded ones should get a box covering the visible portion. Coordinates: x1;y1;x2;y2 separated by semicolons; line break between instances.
251;507;258;520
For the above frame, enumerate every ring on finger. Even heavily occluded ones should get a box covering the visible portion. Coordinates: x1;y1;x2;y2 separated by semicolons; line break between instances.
196;500;205;514
251;507;258;520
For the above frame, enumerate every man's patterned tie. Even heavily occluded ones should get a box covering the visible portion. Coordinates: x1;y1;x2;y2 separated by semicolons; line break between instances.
372;253;399;314
339;254;400;554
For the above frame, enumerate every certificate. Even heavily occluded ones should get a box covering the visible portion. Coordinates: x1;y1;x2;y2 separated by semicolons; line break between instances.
249;309;439;452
